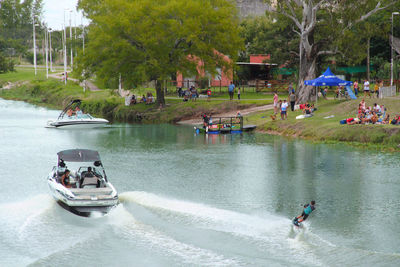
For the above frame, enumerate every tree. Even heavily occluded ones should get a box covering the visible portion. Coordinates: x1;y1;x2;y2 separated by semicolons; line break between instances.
0;0;43;47
265;0;398;102
77;0;243;106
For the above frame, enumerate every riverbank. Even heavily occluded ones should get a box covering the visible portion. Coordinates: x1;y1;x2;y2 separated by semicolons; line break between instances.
2;68;400;150
246;97;400;150
0;68;271;123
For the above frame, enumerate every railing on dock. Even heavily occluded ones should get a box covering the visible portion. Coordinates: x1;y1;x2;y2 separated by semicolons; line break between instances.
208;116;243;132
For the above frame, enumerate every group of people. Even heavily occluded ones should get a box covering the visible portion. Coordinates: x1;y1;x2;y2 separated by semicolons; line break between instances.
273;92;297;120
66;106;83;118
342;99;390;125
59;166;102;188
126;92;155;106
178;86;199;102
353;80;383;98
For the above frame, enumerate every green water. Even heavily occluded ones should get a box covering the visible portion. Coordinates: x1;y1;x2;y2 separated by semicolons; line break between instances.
1;98;400;266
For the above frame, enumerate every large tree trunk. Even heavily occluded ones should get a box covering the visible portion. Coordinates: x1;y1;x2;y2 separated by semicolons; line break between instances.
296;27;317;103
296;49;317;103
367;37;370;81
155;79;165;107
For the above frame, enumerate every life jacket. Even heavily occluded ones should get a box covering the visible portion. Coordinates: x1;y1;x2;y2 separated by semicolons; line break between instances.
304;204;314;215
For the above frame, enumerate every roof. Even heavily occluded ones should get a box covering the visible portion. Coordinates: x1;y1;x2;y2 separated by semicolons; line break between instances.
58;149;101;162
236;62;277;66
304;67;353;86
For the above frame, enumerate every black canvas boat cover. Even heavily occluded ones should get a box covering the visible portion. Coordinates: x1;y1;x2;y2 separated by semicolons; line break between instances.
58;149;101;162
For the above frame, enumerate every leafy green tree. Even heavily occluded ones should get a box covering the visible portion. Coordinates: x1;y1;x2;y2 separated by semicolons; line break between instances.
77;0;243;106
265;0;399;102
0;0;43;53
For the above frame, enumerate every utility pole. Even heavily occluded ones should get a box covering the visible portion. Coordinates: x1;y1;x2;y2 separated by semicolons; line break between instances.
49;28;53;72
45;26;48;79
391;12;399;86
32;15;37;76
70;10;73;71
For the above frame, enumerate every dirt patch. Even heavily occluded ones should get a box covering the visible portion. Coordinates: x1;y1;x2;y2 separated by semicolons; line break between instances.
0;81;28;90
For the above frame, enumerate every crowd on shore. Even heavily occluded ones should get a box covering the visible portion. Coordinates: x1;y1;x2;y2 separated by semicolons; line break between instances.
341;99;394;125
125;92;155;106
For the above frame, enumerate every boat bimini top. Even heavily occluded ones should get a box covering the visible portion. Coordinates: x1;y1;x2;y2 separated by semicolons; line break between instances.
58;99;82;120
58;149;101;163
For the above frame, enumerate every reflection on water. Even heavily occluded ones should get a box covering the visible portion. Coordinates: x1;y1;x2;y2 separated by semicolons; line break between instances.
1;99;400;266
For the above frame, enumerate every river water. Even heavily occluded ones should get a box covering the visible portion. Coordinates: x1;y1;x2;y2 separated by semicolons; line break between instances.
1;98;400;266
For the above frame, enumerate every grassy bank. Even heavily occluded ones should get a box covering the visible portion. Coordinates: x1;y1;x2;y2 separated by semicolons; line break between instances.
0;68;271;123
246;97;400;150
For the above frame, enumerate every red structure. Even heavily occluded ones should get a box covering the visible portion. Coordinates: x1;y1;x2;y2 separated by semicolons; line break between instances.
176;54;273;88
249;54;271;64
176;53;233;88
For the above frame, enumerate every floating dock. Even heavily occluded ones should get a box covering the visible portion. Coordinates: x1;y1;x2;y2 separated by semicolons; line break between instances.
195;116;256;134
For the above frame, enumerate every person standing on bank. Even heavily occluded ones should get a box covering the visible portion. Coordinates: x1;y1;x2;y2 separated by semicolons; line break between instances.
228;81;235;100
281;99;288;120
237;87;241;100
363;79;370;98
289;92;296;112
273;93;279;114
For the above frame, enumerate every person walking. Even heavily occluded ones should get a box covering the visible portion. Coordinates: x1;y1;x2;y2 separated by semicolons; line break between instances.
353;80;358;96
207;87;211;102
363;79;370;98
273;93;279;114
237;87;241;100
289;92;296;112
228;81;235;100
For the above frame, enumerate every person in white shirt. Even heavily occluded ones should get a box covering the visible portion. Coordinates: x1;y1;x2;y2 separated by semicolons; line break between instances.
281;99;289;120
363;80;370;98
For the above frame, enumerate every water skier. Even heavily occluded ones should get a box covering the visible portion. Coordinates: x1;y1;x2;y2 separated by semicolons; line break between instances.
293;200;316;226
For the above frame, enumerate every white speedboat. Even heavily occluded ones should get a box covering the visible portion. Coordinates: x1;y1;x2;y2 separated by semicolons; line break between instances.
47;149;119;216
47;99;109;128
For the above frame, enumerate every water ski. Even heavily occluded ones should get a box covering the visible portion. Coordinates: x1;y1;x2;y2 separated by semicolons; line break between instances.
292;218;302;227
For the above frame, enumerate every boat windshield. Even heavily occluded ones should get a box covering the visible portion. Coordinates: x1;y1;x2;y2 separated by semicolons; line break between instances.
64;113;94;120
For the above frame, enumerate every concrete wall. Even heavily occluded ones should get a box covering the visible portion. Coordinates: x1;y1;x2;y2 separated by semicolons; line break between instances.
235;0;267;18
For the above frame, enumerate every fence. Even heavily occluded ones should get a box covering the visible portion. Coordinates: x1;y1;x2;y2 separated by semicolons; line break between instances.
379;86;396;98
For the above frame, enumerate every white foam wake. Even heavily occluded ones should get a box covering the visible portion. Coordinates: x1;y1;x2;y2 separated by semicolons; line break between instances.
119;191;330;266
105;204;241;266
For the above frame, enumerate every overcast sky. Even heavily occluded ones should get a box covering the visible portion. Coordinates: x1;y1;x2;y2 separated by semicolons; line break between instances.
43;0;89;30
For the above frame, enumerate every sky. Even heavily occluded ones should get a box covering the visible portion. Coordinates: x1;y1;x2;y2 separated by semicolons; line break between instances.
42;0;89;30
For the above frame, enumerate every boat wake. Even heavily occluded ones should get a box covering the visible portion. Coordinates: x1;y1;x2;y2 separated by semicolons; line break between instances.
119;191;327;266
2;193;399;266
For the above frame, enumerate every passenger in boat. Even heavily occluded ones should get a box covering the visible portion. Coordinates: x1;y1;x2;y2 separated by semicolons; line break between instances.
75;107;83;118
80;167;100;188
202;114;209;128
235;111;242;123
61;169;72;188
67;109;74;118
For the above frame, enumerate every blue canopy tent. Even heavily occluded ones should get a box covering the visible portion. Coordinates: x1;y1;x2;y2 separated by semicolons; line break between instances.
304;67;355;102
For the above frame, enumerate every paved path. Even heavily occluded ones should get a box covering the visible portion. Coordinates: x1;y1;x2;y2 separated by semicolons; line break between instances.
48;72;101;91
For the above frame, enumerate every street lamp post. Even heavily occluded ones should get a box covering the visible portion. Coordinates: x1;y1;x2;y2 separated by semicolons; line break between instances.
70;10;73;71
391;12;399;86
48;28;53;72
45;25;48;79
32;15;38;76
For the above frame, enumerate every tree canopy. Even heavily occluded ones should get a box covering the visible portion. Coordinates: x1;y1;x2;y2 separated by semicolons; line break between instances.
77;0;243;106
264;0;400;102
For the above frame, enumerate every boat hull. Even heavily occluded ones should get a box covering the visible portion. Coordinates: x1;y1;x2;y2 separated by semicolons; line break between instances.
48;178;118;217
48;120;109;129
56;200;118;217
